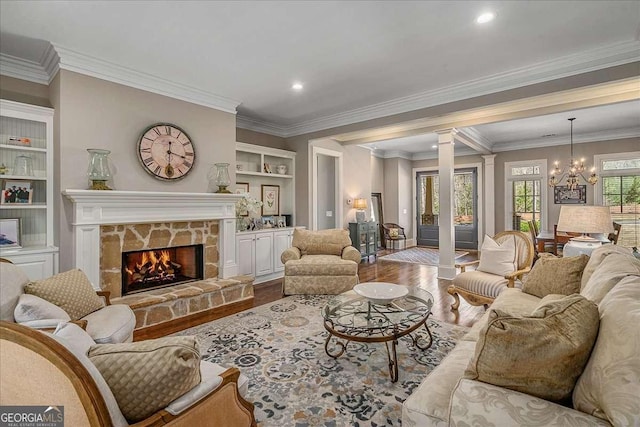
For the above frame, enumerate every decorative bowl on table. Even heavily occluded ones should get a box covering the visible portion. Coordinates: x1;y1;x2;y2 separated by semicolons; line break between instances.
353;282;409;305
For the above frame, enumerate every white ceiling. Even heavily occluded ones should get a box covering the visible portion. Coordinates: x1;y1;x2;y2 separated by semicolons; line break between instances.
1;1;639;137
363;100;640;158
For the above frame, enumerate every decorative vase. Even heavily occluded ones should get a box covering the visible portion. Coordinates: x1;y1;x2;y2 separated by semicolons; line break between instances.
87;149;113;190
236;216;246;232
13;155;34;176
211;163;231;193
276;164;287;175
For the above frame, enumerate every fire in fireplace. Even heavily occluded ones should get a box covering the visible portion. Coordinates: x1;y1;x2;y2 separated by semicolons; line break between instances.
121;244;204;295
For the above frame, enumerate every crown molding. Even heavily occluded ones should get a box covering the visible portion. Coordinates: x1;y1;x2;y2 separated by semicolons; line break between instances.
0;53;50;85
279;40;640;137
492;128;640;152
236;115;288;137
52;45;241;114
41;44;60;83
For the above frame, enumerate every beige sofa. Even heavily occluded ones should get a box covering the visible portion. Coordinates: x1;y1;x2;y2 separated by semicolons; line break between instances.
281;228;361;295
403;245;640;426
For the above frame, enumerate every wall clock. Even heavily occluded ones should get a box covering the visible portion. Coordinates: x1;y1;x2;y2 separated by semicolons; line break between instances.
137;123;196;181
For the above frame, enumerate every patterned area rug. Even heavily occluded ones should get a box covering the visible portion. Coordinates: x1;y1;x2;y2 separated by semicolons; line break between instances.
174;294;468;426
379;247;469;265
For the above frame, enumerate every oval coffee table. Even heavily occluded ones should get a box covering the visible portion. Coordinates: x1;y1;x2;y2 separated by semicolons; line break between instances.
322;283;434;382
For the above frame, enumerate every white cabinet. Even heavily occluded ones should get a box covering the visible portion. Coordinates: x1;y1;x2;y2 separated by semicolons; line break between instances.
0;100;58;278
255;233;273;276
273;229;294;273
235;142;296;225
236;232;256;276
236;227;299;284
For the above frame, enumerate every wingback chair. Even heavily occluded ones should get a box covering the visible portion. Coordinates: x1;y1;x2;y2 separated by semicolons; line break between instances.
448;230;534;310
281;228;361;295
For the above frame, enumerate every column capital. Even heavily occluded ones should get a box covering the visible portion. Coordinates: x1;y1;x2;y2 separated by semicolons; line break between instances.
482;154;497;164
436;128;458;144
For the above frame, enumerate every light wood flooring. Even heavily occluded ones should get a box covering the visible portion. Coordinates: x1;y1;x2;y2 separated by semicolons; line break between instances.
254;248;485;328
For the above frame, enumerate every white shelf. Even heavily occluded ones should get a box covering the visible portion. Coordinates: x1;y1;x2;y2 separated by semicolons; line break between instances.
0;174;47;180
0;143;47;153
0;203;47;210
237;171;293;179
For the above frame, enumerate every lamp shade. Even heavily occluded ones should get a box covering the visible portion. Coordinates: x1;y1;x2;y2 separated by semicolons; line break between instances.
354;198;368;210
557;205;614;235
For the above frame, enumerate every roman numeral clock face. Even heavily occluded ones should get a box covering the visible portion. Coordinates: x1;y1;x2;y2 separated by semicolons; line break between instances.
137;124;196;181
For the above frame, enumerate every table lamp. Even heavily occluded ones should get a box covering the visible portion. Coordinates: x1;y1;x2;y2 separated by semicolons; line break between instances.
354;198;368;223
557;205;613;243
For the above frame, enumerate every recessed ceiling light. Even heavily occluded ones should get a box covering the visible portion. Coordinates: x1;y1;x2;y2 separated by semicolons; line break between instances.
431;145;437;149
476;12;495;24
292;82;303;91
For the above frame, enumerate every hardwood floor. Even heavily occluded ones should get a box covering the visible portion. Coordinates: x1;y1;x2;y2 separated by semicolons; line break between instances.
253;248;485;328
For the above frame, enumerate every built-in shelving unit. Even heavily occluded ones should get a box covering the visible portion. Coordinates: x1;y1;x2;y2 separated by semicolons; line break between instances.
235;142;296;224
0;99;58;279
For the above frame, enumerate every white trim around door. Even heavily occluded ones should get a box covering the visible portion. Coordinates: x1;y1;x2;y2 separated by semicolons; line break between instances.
309;144;344;230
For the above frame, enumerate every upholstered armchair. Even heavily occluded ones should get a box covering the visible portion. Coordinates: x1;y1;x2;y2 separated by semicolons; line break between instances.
281;228;361;295
448;231;534;310
0;261;135;343
0;321;256;426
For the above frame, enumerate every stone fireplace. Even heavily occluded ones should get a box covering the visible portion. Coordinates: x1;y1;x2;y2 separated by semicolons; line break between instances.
63;190;252;336
100;221;216;298
63;190;242;289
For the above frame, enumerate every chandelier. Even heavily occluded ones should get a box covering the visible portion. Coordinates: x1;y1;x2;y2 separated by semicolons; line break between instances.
548;118;598;190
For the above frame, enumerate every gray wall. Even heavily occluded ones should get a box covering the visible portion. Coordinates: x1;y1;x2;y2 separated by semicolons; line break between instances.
316;154;336;229
236;127;288;150
53;70;236;271
371;155;384;193
0;75;51;107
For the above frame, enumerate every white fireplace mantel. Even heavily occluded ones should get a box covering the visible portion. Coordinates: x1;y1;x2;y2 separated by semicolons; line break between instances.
63;189;243;288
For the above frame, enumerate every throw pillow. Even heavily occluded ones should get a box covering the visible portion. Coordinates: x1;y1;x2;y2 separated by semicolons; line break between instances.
24;269;104;320
14;293;71;323
580;253;640;304
521;254;588;298
464;294;599;401
477;234;517;276
388;228;399;238
53;322;96;356
88;336;201;422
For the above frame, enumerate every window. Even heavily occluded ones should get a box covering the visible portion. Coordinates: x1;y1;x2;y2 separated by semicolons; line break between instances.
595;152;640;247
505;160;547;232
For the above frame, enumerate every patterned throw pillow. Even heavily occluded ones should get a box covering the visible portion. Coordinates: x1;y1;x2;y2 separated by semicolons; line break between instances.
464;294;599;401
24;269;104;320
88;336;201;422
522;254;589;298
388;228;399;238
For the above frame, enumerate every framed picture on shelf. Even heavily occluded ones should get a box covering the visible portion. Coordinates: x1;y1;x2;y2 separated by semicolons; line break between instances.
275;216;286;228
554;185;586;204
261;184;280;215
235;182;249;194
0;218;21;249
1;180;33;204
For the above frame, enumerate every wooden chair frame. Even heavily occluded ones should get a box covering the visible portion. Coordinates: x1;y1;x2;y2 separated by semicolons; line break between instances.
0;321;256;427
448;230;534;310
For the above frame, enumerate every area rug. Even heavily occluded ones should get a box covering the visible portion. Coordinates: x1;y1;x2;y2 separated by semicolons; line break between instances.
174;294;468;426
379;247;468;265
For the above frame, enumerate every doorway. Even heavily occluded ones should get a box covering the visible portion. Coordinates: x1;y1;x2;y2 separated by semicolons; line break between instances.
310;145;343;230
416;168;478;249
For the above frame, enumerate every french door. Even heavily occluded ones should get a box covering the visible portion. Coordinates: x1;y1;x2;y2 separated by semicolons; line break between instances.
416;168;478;249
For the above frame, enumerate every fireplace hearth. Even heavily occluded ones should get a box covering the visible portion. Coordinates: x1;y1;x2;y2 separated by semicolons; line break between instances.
122;244;204;295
